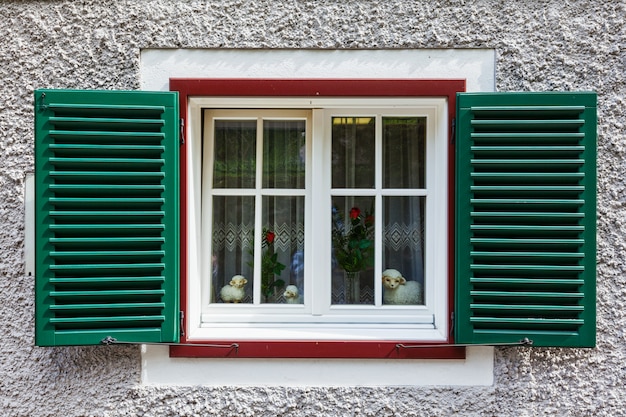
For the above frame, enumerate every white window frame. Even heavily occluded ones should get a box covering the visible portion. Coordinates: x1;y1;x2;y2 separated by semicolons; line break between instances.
187;97;448;342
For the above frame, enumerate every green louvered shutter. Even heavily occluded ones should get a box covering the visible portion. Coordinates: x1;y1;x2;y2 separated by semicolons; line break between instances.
34;89;179;346
455;92;596;347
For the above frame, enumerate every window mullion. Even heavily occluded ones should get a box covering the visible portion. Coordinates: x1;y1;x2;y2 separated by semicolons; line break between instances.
253;117;264;305
310;109;327;315
374;114;383;307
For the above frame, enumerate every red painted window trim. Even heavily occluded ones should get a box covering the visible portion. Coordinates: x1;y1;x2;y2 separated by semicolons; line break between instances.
169;78;466;359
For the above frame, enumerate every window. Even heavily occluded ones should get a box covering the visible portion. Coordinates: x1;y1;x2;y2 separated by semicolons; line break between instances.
195;101;448;341
33;82;597;357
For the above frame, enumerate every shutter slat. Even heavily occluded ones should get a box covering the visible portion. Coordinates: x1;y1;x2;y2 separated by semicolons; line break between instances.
455;92;596;347
470;278;584;286
471;145;585;152
470;265;584;272
50;211;165;217
50;197;165;205
470;290;584;298
50;302;166;311
471;238;583;244
469;105;586;113
471;212;585;219
35;89;179;346
50;276;165;284
50;316;166;325
470;317;584;326
471;119;585;130
50;263;166;271
471;304;585;311
50;130;165;140
471;172;585;183
471;251;584;259
50;250;166;257
50;289;166;297
49;116;166;128
50;171;165;179
50;237;165;243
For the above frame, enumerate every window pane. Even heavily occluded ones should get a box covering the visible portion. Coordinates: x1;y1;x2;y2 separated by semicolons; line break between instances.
332;117;375;189
211;196;255;304
213;120;256;188
262;196;305;304
263;120;306;189
331;196;375;305
383;196;425;305
383;117;426;189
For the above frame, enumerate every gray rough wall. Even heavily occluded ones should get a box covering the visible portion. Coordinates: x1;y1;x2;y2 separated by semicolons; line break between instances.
0;0;624;416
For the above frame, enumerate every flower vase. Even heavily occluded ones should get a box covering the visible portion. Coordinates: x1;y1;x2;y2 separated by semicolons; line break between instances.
343;271;361;304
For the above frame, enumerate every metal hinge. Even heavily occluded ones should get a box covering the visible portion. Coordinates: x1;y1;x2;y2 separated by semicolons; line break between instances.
37;92;48;112
179;310;185;337
179;118;185;145
450;311;455;336
450;118;456;145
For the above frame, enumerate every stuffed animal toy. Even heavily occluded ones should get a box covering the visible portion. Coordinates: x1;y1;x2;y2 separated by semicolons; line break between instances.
283;285;302;304
220;275;248;303
382;268;422;305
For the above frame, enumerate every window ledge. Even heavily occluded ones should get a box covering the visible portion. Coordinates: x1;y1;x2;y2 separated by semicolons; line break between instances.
144;345;494;387
170;341;465;359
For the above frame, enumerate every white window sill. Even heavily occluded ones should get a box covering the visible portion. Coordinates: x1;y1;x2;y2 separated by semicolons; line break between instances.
141;345;494;387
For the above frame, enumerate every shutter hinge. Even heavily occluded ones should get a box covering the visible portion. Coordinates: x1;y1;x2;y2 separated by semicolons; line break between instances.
37;92;48;112
520;337;534;346
450;311;455;337
179;310;185;337
450;118;456;145
101;336;117;345
179;118;185;145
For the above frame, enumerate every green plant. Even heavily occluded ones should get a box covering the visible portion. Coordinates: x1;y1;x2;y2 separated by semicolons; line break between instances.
248;229;286;300
331;206;375;273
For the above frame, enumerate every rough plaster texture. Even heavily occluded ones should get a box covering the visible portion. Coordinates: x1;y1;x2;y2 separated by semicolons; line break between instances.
1;0;624;415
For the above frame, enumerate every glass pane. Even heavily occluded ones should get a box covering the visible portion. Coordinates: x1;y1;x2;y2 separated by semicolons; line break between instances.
332;117;375;189
213;120;256;188
331;196;375;305
263;120;306;189
211;196;255;304
382;196;425;305
383;117;426;189
261;196;305;304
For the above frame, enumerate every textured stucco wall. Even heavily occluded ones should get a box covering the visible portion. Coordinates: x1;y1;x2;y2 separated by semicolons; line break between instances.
1;0;624;416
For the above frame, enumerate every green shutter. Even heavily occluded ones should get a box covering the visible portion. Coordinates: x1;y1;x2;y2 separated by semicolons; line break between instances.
455;92;596;347
34;89;180;346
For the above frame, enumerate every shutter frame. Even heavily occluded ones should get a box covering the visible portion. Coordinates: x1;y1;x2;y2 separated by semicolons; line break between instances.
455;92;596;347
35;89;180;346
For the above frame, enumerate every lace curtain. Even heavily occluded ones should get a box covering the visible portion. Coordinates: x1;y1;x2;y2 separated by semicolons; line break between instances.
210;119;305;303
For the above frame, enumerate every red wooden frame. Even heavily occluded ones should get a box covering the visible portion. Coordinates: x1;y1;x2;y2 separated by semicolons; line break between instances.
169;78;465;359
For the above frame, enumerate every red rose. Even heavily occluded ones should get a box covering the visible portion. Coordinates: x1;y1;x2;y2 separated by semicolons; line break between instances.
265;231;276;244
349;207;361;220
365;215;374;226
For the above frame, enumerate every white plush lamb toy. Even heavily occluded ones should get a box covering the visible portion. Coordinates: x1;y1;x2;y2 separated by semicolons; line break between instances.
382;268;423;305
220;275;248;303
283;285;303;304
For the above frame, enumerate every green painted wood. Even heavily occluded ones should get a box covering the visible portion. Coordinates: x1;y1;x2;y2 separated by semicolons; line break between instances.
455;92;596;347
35;89;179;346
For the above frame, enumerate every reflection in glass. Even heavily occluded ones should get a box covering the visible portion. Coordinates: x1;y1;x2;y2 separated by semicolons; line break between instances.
211;196;255;303
263;120;306;189
383;117;426;189
332;117;375;189
213;120;256;188
261;196;305;304
382;196;425;305
331;196;375;305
